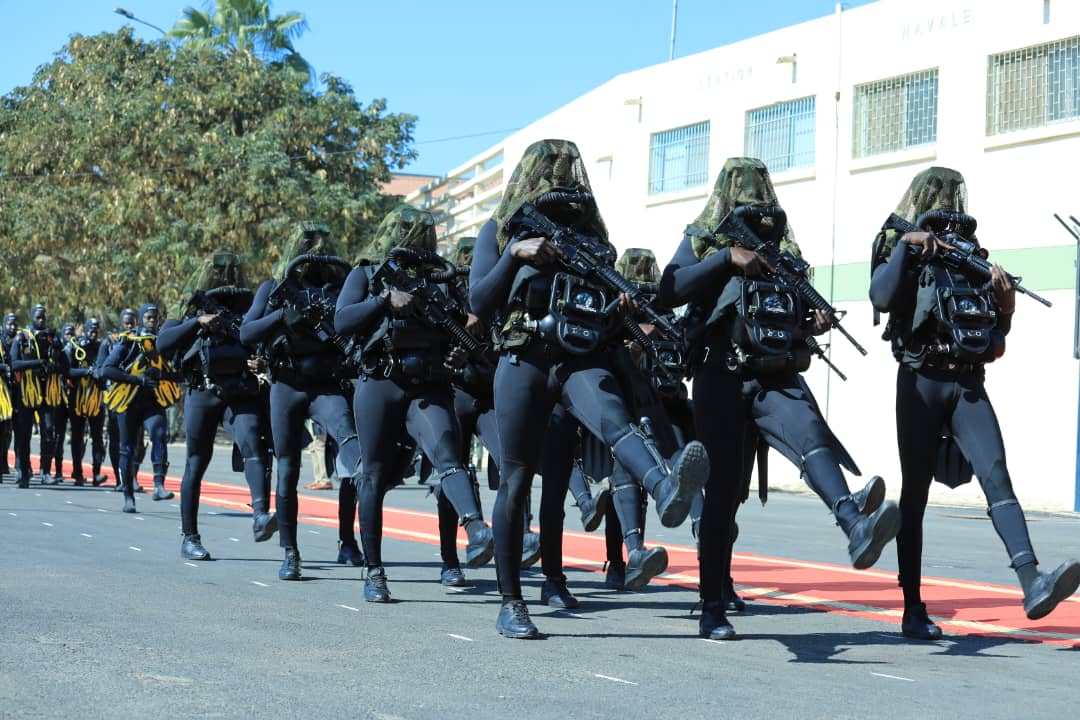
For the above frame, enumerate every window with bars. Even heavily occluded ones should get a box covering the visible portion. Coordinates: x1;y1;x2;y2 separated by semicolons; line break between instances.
648;121;710;195
745;96;816;173
987;36;1080;135
852;69;939;158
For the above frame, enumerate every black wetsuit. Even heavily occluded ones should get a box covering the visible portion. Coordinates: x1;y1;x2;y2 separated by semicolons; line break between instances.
0;329;18;478
240;278;360;555
159;306;272;539
335;264;489;571
470;219;695;602
660;236;744;605
870;238;1035;609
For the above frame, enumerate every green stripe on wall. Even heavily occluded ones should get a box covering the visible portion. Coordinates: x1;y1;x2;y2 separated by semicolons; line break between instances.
810;245;1078;303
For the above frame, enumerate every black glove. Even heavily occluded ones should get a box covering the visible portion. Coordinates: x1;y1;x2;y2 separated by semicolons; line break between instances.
139;374;160;389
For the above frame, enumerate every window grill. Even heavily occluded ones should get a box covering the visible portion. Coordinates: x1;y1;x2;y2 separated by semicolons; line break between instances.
852;69;939;158
745;96;816;172
648;121;710;195
987;35;1080;135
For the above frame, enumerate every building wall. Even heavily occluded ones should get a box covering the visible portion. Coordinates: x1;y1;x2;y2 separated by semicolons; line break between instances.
409;0;1080;511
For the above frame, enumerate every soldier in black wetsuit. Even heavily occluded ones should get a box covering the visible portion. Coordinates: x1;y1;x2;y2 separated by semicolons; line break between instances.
663;158;903;640
336;205;496;602
10;305;68;487
101;304;180;512
869;167;1080;638
65;318;108;486
159;251;276;561
0;313;18;480
470;140;709;638
240;224;363;582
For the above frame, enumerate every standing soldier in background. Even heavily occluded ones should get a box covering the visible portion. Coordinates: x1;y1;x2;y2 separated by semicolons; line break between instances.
47;323;77;482
0;313;17;480
65;318;108;486
100;309;143;492
869;167;1080;638
10;305;68;487
101;304;180;512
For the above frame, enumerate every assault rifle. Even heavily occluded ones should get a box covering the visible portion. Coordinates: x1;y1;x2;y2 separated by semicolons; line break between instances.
506;192;686;383
881;210;1052;308
267;253;358;361
371;247;489;364
714;205;869;359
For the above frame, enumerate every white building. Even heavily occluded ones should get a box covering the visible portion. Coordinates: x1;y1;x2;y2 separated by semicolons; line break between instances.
408;0;1080;512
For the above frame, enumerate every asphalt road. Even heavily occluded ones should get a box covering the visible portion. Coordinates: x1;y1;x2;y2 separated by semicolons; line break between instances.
1;445;1077;720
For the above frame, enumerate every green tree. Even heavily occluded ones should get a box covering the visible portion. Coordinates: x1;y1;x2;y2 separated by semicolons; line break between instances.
168;0;313;82
0;29;414;324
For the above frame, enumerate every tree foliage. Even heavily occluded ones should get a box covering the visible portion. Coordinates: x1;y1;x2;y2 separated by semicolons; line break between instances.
0;28;415;325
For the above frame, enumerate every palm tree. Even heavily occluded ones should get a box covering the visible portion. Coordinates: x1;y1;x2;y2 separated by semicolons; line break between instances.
168;0;313;81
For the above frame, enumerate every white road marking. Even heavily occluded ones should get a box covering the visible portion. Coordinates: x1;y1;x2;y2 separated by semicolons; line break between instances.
8;512;16;517
128;546;142;552
207;511;217;515
134;516;144;521
184;562;199;568
41;522;53;527
170;503;179;508
251;581;269;587
34;493;40;497
701;638;732;645
66;501;72;505
871;672;915;682
97;508;107;513
229;537;240;542
594;674;638;686
81;533;92;538
558;611;585;618
337;604;360;612
308;530;320;534
448;634;474;642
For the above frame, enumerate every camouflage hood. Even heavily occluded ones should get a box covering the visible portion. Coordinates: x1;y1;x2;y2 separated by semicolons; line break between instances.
172;250;249;319
872;167;969;269
685;157;799;260
272;221;349;288
492;139;610;254
451;236;476;268
615;248;660;284
356;204;437;264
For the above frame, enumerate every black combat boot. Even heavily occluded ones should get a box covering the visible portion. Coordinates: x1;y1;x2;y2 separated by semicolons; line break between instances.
463;515;495;568
605;561;627;590
279;547;301;581
577;485;611;533
181;534;211;561
852;475;885;516
847;502;901;569
616;429;709;529
336;540;364;566
440;566;468;587
252;511;278;543
901;602;942;640
699;600;736;640
541;576;580;609
364;566;392;603
624;546;668;591
521;530;541;569
1022;559;1080;620
496;600;539;639
151;476;174;501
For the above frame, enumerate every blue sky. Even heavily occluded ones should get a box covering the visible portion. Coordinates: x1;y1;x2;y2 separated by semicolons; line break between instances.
2;0;876;176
